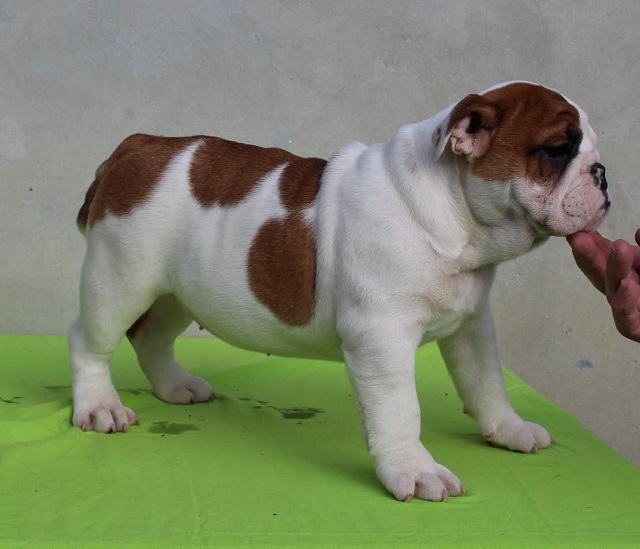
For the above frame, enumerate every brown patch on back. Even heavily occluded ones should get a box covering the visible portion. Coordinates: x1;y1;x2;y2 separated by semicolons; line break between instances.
279;157;327;210
79;131;327;327
78;134;195;227
453;83;582;183
189;138;300;207
78;134;323;229
248;213;317;326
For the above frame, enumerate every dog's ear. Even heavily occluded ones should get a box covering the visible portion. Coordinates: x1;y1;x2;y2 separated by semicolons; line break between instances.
433;94;501;161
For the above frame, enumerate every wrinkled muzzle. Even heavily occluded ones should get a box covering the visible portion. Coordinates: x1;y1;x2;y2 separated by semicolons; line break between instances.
556;162;610;235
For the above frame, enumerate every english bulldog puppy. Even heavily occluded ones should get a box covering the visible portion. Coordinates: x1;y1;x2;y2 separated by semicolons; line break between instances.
69;81;609;502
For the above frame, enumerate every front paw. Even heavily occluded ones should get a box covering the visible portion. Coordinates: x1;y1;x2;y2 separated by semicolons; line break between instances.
483;417;553;453
73;403;138;433
73;383;138;433
375;444;465;502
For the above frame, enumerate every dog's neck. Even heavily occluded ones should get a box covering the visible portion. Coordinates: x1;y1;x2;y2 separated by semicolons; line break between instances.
384;114;547;272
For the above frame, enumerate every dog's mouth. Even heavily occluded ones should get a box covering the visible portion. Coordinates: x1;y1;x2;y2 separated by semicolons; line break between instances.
524;182;611;238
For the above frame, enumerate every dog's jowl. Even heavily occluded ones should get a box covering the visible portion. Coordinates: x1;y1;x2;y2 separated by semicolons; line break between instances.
69;82;609;502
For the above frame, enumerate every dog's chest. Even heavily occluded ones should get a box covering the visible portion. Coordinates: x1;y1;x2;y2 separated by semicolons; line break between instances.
417;268;490;342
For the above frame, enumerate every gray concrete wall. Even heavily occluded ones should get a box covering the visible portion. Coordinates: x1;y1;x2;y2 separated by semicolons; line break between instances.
1;1;638;465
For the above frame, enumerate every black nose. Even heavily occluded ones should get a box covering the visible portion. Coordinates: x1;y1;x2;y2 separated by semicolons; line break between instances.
590;162;608;191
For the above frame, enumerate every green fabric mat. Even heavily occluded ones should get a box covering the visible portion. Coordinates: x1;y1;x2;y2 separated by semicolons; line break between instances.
0;335;638;548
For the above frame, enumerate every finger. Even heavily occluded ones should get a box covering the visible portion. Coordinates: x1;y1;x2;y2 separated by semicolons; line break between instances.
567;231;609;294
606;240;638;297
594;232;614;254
609;278;640;343
566;231;597;254
568;231;614;260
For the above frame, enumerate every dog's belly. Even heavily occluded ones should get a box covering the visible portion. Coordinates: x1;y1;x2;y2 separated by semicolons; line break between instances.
179;283;474;362
174;278;344;361
196;318;343;362
172;258;344;364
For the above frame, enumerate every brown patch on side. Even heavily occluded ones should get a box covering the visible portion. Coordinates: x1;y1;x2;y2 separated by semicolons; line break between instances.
247;155;326;326
78;134;195;227
238;148;326;326
189;138;299;207
248;213;317;326
449;83;581;184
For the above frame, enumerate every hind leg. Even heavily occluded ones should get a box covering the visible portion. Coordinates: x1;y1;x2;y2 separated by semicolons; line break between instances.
69;317;140;432
127;295;213;404
69;243;158;432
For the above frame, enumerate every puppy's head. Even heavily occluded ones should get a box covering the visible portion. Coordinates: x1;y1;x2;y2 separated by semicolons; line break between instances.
433;82;610;236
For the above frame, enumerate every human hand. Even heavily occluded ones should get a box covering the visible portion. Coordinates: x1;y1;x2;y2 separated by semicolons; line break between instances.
566;231;613;294
567;230;640;343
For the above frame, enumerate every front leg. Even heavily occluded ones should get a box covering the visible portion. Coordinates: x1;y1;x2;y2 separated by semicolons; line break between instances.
437;303;553;453
341;320;465;502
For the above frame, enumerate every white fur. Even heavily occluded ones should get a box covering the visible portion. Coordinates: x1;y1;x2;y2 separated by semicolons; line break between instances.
69;82;607;502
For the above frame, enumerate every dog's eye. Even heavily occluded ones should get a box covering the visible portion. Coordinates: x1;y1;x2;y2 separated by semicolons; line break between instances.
540;143;571;158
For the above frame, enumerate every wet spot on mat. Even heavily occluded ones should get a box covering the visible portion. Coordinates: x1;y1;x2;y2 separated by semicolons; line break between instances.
278;407;323;419
121;388;150;396
148;421;199;435
239;397;324;420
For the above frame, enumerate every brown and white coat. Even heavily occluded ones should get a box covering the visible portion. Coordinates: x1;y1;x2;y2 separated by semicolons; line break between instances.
69;81;609;502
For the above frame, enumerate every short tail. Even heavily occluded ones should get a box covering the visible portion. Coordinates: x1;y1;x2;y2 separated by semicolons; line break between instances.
76;160;108;236
77;134;154;235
